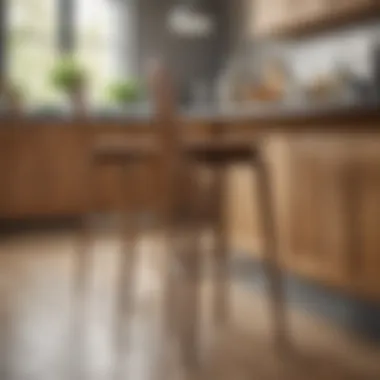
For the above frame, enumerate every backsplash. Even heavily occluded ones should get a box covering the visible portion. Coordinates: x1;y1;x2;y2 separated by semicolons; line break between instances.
229;19;380;88
286;21;380;85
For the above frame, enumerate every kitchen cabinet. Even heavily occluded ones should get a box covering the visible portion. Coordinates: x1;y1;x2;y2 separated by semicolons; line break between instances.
225;135;291;261
0;127;89;218
0;130;18;216
327;0;375;16
278;135;380;298
284;137;352;288
342;140;380;299
0;129;46;217
38;127;89;216
0;124;159;219
225;165;261;257
250;0;379;36
1;117;380;300
225;133;380;300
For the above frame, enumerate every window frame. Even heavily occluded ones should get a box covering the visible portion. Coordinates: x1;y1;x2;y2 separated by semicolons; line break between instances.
58;0;75;53
2;0;75;59
0;0;7;82
1;0;138;105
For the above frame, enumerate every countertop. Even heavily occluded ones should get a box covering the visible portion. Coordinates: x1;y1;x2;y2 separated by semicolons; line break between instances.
1;99;379;129
183;99;380;121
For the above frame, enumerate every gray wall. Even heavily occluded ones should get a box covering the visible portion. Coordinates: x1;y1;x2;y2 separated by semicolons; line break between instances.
0;0;6;81
285;23;380;84
228;14;380;88
137;0;230;103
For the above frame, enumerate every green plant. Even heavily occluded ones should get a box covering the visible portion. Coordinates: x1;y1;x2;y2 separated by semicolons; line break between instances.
50;57;86;93
107;79;141;104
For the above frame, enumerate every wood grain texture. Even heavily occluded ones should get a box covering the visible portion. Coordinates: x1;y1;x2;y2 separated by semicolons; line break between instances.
250;0;380;37
1;230;380;380
225;133;380;300
2;121;380;300
280;135;380;299
0;126;90;217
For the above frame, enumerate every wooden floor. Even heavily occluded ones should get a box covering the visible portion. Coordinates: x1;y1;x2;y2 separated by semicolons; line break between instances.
1;228;380;380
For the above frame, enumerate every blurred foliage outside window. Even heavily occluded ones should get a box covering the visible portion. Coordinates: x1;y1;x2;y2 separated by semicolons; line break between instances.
8;0;123;108
76;0;121;107
8;0;59;107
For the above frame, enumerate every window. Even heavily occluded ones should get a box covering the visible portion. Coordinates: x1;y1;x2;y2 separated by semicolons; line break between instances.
75;0;121;106
6;0;136;108
7;0;58;106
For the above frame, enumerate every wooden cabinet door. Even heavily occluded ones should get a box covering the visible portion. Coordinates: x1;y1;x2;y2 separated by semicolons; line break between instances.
226;165;261;257
285;138;350;287
342;141;380;299
285;135;380;299
308;0;378;27
0;130;17;216
0;128;89;218
251;0;378;36
327;0;375;15
5;129;47;217
38;127;89;216
225;136;291;260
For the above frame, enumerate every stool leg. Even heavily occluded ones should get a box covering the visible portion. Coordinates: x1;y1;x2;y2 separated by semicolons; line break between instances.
158;167;186;377
177;226;201;370
162;227;181;337
211;165;229;327
113;164;139;378
177;162;203;371
0;271;12;380
113;216;138;380
70;154;98;379
255;153;288;351
71;215;93;380
116;218;138;335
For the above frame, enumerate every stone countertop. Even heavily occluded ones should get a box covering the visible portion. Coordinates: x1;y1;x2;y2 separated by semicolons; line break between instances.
1;99;379;127
0;105;154;124
181;99;380;123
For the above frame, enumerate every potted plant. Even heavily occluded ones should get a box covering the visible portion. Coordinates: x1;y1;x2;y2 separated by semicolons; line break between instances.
50;57;87;117
107;79;142;107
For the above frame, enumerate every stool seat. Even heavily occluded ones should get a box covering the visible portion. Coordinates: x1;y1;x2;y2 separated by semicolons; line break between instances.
183;138;258;165
92;139;160;165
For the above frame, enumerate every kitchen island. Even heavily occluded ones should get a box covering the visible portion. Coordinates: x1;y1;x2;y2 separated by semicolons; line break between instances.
1;103;380;299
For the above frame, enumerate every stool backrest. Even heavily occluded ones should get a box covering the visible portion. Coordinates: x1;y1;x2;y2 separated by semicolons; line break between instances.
147;60;182;224
147;60;179;156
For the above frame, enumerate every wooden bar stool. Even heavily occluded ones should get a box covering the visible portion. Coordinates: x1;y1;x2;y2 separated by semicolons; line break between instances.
72;138;161;379
148;62;289;368
161;133;289;373
183;134;288;349
73;61;288;378
73;62;202;377
93;140;160;308
148;62;289;369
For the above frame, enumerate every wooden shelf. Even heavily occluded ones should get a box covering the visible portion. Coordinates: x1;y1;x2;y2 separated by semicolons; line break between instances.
252;0;380;38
